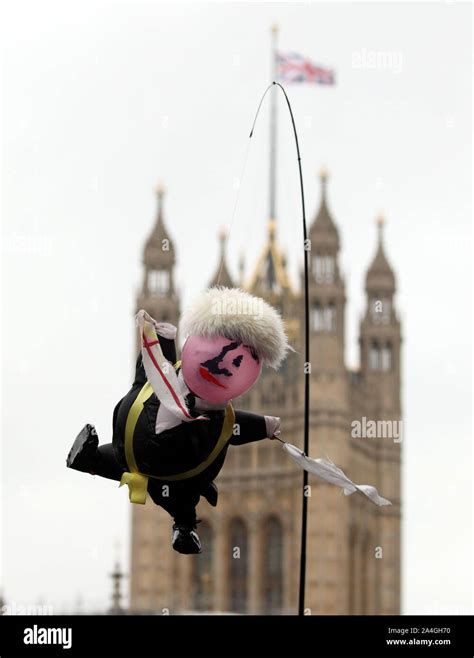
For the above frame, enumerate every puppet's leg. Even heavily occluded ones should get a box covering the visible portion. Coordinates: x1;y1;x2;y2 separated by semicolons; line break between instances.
94;444;125;480
67;425;124;481
148;480;202;554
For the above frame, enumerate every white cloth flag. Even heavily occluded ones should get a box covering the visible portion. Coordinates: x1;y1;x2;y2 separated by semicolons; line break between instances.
282;442;391;507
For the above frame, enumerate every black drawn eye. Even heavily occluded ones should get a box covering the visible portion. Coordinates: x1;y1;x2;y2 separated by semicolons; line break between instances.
201;341;241;378
232;355;244;368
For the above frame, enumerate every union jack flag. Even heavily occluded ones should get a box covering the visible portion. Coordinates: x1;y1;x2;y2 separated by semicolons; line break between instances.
277;52;336;85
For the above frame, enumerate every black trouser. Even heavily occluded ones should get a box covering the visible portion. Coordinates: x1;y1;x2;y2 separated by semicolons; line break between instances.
147;479;200;526
94;443;199;525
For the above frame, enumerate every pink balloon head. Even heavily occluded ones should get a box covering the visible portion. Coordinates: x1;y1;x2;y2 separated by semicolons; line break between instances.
181;335;262;404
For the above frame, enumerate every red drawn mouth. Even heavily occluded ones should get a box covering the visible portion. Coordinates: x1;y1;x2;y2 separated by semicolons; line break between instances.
199;367;227;389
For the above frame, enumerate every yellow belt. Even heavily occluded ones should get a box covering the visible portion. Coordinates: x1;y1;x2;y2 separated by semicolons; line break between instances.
119;376;235;504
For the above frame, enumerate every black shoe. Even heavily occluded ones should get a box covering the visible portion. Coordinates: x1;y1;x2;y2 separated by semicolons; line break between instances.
172;523;202;554
67;424;99;473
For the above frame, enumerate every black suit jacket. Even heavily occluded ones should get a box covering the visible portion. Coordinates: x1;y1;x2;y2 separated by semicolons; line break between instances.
112;334;269;484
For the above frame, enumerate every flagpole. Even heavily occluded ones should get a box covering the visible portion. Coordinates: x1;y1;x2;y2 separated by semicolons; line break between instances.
249;80;310;618
269;24;278;220
269;25;309;617
250;45;335;618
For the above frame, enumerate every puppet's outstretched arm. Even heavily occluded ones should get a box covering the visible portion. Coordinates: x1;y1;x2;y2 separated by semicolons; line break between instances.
67;314;179;481
230;410;280;446
149;320;177;363
132;318;178;386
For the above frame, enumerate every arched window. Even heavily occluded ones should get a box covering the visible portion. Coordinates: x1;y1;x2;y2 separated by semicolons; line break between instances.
348;525;357;615
314;255;335;283
349;525;371;614
381;343;392;371
192;521;214;611
312;301;336;332
262;516;283;614
148;269;169;295
312;301;324;331
369;340;380;370
381;298;391;324
325;301;336;331
228;518;248;613
360;533;369;615
314;255;323;282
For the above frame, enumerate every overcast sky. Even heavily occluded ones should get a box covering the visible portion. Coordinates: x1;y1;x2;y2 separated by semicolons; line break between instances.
1;1;472;614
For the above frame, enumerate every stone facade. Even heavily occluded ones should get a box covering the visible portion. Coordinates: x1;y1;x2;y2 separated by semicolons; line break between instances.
129;173;402;615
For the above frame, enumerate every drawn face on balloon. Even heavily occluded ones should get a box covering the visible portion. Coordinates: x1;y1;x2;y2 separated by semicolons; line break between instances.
181;335;262;404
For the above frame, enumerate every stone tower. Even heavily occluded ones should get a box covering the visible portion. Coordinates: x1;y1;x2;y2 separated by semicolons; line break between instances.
216;215;303;615
129;175;402;615
303;170;352;614
354;215;402;614
135;185;179;325
209;229;235;288
129;185;181;611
